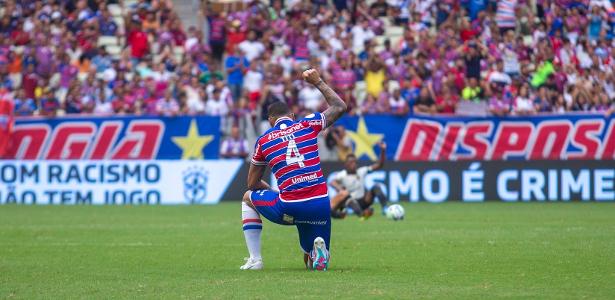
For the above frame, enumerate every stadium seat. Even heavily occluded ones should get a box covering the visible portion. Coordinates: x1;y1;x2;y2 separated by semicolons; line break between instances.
455;100;489;117
387;81;400;93
523;35;533;46
77;72;88;82
48;73;60;90
385;26;404;38
379;17;391;28
95;72;106;80
113;17;125;30
373;36;387;52
98;36;119;47
106;45;123;58
107;4;123;17
388;36;402;50
8;74;21;90
12;46;24;54
151;42;161;56
174;47;185;62
384;26;404;49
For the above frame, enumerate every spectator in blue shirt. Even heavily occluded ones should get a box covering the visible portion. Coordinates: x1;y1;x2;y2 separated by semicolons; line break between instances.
225;46;249;102
92;47;112;73
99;8;118;36
13;90;37;116
608;10;615;40
0;74;12;90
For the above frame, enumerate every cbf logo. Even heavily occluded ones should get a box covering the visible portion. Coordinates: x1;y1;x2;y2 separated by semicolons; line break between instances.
183;167;208;204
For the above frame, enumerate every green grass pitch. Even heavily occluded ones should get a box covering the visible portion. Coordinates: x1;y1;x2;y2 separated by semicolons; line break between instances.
1;202;615;299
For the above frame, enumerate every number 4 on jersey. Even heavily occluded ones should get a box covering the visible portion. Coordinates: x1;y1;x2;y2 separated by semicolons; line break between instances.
286;140;305;167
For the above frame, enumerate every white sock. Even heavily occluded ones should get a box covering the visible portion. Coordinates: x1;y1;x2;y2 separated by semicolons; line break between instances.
242;202;262;260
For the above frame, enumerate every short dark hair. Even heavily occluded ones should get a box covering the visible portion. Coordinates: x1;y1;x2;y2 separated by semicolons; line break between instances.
267;101;291;119
345;154;356;161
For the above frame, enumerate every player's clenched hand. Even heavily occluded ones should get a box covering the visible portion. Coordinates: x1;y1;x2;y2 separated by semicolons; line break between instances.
379;141;387;150
302;68;322;85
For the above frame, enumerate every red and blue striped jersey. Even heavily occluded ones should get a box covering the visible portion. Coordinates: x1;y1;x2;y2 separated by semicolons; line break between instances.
251;112;328;201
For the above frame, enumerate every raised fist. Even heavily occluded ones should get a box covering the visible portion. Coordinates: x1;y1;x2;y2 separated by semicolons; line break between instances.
302;68;322;85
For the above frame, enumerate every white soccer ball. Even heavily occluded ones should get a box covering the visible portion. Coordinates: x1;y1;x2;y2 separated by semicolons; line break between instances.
386;204;405;221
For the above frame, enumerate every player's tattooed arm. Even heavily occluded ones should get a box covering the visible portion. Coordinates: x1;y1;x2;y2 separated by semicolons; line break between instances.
317;80;347;127
302;68;347;127
247;164;271;191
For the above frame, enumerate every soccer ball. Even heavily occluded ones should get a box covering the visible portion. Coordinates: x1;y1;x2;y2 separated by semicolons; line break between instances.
385;204;405;221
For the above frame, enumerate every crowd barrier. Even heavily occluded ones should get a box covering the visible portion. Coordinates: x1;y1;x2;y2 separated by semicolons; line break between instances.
2;114;613;204
1;160;612;204
222;161;614;203
7;115;221;159
333;114;615;161
5;114;614;161
0;160;242;205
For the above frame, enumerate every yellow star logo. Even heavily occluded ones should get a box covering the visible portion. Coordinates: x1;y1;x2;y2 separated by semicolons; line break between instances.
172;119;214;159
346;118;383;160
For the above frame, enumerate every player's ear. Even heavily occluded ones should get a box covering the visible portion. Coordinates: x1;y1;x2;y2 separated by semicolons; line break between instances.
290;113;295;120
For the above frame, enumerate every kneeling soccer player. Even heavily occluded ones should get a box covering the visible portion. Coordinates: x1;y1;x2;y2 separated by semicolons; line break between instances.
329;142;389;219
240;68;347;271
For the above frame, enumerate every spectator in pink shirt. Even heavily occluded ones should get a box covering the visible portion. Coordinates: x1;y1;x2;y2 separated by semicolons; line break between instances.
156;90;180;117
220;125;249;159
330;59;356;93
361;94;388;115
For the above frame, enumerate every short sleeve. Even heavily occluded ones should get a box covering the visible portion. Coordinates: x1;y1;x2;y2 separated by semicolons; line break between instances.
300;112;327;132
250;140;266;165
357;166;372;177
333;170;346;182
220;140;229;154
224;57;233;69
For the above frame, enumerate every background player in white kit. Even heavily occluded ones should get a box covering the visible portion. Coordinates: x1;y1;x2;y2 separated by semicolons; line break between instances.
329;142;389;219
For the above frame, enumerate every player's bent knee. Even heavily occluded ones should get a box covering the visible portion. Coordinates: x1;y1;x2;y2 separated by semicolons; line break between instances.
242;191;257;210
242;191;252;204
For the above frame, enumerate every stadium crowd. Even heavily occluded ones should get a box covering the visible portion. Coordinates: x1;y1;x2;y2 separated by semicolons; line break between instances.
0;0;614;147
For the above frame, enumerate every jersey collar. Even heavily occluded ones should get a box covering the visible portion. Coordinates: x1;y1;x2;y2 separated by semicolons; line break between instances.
274;117;293;127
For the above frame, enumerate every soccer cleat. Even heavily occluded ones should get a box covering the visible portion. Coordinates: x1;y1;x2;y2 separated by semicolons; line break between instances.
239;257;263;270
311;237;329;271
